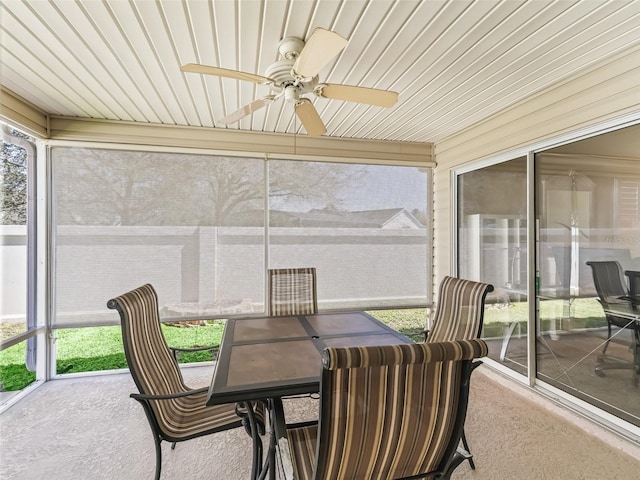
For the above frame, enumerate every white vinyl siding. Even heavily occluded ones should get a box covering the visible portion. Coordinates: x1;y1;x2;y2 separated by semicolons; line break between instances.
433;46;640;285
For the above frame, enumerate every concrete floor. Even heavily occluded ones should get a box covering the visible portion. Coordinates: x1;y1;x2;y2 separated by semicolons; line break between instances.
1;364;639;480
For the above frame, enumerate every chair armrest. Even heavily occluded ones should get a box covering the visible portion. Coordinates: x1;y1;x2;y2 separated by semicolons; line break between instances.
169;345;218;353
131;386;208;401
471;359;484;372
169;345;218;361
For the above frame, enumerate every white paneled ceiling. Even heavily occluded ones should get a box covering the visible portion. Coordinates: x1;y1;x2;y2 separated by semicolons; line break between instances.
1;0;639;143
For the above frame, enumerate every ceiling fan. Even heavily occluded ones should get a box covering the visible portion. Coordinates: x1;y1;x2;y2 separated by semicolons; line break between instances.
180;28;398;137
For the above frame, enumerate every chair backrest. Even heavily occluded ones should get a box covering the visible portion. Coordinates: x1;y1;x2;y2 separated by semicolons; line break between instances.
586;261;628;303
107;284;188;428
625;270;640;298
428;276;494;342
313;339;488;480
268;267;317;316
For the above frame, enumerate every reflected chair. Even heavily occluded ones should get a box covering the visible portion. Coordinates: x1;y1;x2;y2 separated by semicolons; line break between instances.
587;261;639;379
422;275;494;469
107;284;265;480
625;269;640;299
285;339;488;480
268;267;317;316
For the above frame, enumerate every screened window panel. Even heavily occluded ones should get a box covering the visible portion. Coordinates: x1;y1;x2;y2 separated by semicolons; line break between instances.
52;148;431;326
52;148;265;327
268;160;429;310
1;139;28;335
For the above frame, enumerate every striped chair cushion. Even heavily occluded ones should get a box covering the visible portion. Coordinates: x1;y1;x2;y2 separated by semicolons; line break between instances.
109;284;254;440
268;267;318;316
287;423;318;480
428;276;494;342
288;339;487;480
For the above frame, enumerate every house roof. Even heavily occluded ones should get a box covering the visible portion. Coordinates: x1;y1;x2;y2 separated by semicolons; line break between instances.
272;208;423;228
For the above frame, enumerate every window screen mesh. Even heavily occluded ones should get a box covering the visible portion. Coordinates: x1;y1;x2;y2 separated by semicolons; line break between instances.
52;148;429;326
52;148;265;327
268;160;428;310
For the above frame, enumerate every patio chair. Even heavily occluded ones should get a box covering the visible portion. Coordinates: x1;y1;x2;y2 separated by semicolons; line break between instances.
424;276;494;343
587;261;639;379
285;339;488;480
423;275;494;469
268;267;317;316
107;284;265;480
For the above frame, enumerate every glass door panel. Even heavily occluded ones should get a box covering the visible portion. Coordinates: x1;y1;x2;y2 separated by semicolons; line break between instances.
535;124;640;426
457;157;528;374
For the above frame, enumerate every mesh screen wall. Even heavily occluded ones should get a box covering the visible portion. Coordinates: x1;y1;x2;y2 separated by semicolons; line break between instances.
52;148;430;327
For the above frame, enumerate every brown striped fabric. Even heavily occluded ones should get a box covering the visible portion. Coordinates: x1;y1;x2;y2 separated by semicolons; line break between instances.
268;268;318;316
287;424;319;480
322;338;488;370
427;276;494;342
108;284;251;441
287;339;488;480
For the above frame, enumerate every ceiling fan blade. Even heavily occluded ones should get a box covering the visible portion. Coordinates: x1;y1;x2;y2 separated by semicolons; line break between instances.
181;63;273;85
295;99;326;137
317;84;398;108
293;28;348;79
220;96;276;124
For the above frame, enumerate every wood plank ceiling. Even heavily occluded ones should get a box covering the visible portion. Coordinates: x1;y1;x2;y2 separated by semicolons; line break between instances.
1;0;639;143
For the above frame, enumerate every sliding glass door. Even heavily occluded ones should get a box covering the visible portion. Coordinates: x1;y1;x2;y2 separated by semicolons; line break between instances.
456;123;640;428
535;125;640;426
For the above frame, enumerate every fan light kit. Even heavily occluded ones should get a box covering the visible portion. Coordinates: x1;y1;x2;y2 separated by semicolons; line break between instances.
181;28;398;137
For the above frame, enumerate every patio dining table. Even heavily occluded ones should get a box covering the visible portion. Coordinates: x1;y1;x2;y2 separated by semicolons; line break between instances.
206;311;413;479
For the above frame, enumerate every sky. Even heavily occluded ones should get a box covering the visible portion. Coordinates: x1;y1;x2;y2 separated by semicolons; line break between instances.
270;163;428;212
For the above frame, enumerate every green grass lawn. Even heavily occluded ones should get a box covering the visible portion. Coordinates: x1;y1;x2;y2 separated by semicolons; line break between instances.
0;321;226;391
2;302;606;392
0;311;427;392
481;297;606;337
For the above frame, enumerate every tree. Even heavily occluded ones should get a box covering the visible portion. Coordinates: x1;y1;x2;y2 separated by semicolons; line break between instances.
54;148;173;225
0;140;27;225
53;148;367;226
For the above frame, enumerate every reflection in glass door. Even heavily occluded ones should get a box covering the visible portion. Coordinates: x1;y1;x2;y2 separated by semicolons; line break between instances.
535;125;640;426
457;157;528;375
457;124;640;431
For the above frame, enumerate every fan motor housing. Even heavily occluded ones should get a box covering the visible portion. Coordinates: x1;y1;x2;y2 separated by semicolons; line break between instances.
265;59;318;93
278;36;304;59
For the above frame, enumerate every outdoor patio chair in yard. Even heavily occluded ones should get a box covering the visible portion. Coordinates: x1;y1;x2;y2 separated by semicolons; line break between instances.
587;261;640;383
285;339;488;480
268;267;318;316
107;284;265;480
423;275;494;469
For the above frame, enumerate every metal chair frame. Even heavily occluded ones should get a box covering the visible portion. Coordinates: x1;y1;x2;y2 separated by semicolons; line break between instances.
587;261;640;382
284;339;488;480
423;276;494;469
108;284;265;480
